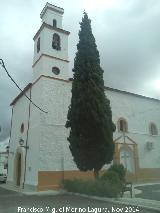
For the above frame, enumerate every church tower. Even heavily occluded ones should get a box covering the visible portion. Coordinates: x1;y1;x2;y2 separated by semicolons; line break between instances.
32;3;70;81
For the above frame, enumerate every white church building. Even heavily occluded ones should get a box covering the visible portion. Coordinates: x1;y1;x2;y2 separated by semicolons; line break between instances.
7;3;160;191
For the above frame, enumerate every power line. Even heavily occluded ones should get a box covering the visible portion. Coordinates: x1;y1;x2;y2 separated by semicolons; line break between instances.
0;59;48;114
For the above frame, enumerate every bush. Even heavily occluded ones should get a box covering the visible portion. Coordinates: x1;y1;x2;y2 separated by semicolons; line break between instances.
108;164;126;182
63;178;122;198
101;170;120;184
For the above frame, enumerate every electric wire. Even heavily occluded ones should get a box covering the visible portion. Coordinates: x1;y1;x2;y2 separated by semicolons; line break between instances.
0;59;48;114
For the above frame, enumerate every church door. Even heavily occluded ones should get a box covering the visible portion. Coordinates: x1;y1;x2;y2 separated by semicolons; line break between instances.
16;153;21;186
120;147;135;173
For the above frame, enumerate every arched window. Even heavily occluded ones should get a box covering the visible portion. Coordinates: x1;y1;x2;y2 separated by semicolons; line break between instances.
52;67;60;75
37;37;40;53
20;123;24;133
53;19;57;28
117;118;128;132
149;123;158;135
52;33;61;50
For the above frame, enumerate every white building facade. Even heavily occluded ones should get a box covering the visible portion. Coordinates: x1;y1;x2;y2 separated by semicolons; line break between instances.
7;3;160;191
0;138;9;175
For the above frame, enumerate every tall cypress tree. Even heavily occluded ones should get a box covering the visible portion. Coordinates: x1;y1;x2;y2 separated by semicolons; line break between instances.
66;12;115;178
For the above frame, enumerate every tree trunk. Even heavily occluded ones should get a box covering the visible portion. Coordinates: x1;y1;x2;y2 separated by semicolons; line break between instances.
94;169;99;179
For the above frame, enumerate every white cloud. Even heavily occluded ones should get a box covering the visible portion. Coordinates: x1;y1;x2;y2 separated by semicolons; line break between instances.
1;0;160;140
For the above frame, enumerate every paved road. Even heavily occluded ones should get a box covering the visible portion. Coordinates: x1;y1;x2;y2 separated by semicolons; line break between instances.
0;186;157;213
135;184;160;201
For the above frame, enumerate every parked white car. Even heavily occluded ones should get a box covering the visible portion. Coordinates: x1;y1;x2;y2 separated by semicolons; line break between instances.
0;174;7;183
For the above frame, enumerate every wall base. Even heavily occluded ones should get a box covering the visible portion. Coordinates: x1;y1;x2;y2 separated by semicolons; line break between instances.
38;168;160;190
6;168;160;192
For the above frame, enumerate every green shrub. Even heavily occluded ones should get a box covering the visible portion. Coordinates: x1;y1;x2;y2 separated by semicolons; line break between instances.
63;179;84;193
101;170;120;184
108;164;126;182
63;178;122;198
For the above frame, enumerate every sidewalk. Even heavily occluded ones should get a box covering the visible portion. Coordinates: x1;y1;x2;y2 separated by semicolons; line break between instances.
0;183;63;195
0;183;32;193
115;182;160;211
116;197;160;212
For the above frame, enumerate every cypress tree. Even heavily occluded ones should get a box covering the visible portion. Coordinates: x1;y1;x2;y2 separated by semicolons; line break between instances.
66;12;115;178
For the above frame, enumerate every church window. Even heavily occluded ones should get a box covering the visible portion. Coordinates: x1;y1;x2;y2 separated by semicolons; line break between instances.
20;123;24;133
53;19;57;28
149;123;158;135
37;37;40;53
52;33;61;50
118;118;128;132
52;67;60;75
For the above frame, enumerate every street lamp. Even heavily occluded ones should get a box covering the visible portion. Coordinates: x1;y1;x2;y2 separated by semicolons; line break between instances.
6;146;9;154
19;138;29;149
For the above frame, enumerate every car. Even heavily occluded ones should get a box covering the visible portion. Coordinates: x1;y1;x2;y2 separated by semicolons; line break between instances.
0;174;7;183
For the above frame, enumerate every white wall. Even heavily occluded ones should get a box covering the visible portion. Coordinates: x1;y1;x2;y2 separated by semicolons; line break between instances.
33;5;69;82
33;55;69;81
106;89;160;168
33;28;69;63
38;78;76;171
39;78;160;171
42;27;69;60
7;89;31;183
24;80;44;187
42;10;63;28
7;80;44;187
0;153;7;174
33;27;69;81
8;76;160;188
0;139;9;174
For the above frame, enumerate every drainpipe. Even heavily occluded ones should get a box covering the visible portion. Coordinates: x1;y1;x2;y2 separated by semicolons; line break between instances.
7;108;13;177
23;87;32;189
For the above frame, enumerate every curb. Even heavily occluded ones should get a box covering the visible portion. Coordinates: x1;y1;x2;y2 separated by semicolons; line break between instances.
23;189;65;196
0;184;65;196
66;192;160;212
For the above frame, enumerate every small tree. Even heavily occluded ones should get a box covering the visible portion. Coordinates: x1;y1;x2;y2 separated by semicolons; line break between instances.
108;164;126;182
66;12;115;178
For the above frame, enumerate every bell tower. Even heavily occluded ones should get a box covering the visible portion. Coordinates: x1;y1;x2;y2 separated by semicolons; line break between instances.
32;3;70;81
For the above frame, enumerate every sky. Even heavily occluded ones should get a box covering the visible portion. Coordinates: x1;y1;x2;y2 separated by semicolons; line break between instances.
0;0;160;141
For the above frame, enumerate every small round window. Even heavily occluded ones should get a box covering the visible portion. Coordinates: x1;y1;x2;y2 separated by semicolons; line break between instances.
52;67;60;75
20;123;24;133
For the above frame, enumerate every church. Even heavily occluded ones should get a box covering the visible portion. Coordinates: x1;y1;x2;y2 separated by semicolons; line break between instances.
7;3;160;191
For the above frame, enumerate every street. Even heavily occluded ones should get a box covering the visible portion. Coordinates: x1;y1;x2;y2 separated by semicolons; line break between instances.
135;184;160;201
0;186;158;213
